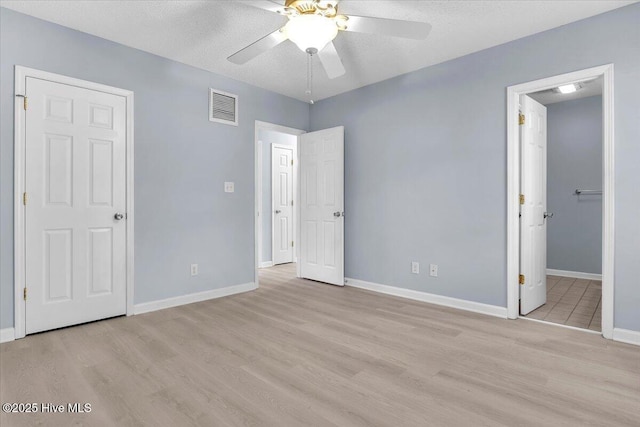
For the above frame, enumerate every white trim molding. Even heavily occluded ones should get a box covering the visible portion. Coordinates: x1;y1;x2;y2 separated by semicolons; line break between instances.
345;278;508;319
612;328;640;346
259;261;274;268
0;328;16;344
134;282;257;315
546;269;602;281
507;64;614;339
13;66;135;339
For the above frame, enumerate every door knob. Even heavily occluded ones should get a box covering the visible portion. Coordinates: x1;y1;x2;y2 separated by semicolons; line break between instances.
333;211;342;217
275;210;281;214
114;213;125;220
543;212;554;219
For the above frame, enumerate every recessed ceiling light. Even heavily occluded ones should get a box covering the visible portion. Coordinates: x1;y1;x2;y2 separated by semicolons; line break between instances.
557;84;578;94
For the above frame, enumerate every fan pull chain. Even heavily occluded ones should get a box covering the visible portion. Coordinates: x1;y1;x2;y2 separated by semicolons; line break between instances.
306;51;314;105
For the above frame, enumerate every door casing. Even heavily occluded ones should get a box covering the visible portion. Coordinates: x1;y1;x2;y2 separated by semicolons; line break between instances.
13;66;135;339
506;64;614;338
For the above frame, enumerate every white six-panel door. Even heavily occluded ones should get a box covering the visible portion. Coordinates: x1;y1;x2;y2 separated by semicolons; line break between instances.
299;126;344;286
520;95;547;315
272;144;295;265
25;77;127;334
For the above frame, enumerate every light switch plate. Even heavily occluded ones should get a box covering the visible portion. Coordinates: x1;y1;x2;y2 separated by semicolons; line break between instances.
411;261;420;274
224;182;234;193
191;264;198;276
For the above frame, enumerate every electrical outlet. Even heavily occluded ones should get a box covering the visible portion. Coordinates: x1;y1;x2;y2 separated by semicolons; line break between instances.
190;264;198;276
411;261;420;274
429;264;438;277
224;182;234;193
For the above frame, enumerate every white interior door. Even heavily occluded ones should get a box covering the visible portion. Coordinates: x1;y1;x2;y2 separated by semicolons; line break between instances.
272;144;295;265
520;95;547;315
299;126;344;286
25;77;127;334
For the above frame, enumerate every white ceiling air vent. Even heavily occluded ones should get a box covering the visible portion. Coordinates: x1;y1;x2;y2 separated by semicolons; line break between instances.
209;88;238;126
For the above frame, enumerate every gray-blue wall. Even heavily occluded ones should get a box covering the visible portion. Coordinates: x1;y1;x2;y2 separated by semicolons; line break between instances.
547;96;602;275
2;5;639;333
259;130;297;264
0;8;309;329
310;4;640;331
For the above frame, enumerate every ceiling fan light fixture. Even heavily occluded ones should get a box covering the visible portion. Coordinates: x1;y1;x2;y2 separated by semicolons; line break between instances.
284;14;338;52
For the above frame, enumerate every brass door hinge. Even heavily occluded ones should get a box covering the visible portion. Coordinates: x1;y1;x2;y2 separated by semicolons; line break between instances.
518;113;525;125
519;194;524;205
291;200;294;206
291;241;294;247
16;94;27;110
519;274;525;285
23;287;27;300
291;159;294;166
23;192;27;206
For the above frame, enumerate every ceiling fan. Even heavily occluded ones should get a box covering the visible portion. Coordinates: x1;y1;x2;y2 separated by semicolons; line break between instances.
228;0;432;80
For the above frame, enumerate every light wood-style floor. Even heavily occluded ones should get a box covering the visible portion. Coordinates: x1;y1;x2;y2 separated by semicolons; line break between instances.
1;263;639;426
523;275;602;331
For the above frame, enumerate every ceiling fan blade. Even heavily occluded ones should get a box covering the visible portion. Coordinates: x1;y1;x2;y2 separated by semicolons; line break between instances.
343;15;432;40
239;0;286;14
318;41;346;79
228;28;288;65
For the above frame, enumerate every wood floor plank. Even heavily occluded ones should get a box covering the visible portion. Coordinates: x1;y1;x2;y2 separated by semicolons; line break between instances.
1;263;638;426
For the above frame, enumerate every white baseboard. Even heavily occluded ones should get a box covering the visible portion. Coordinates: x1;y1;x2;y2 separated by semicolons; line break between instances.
259;261;273;268
0;327;15;344
345;278;508;319
612;328;640;346
546;269;602;281
133;282;257;315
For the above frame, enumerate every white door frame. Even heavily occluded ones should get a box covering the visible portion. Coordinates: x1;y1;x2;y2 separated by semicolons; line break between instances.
506;64;614;338
257;140;265;267
254;121;305;287
271;143;297;266
13;66;135;339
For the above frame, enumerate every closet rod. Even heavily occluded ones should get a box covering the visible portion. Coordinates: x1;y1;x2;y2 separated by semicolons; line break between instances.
574;189;602;195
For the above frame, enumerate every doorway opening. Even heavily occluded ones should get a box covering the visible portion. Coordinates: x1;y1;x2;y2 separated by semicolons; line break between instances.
13;66;135;339
254;122;345;289
255;121;305;286
520;77;603;331
506;65;614;339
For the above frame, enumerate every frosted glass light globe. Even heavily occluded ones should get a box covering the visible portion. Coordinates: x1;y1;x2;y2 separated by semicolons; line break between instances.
284;14;338;52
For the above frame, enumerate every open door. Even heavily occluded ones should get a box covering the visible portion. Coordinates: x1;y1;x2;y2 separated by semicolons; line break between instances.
520;95;547;314
299;126;344;286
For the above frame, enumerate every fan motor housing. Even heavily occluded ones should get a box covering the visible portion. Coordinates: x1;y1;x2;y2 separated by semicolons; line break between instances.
285;0;339;17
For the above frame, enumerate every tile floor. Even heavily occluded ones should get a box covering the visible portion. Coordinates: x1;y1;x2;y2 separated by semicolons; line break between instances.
523;275;602;331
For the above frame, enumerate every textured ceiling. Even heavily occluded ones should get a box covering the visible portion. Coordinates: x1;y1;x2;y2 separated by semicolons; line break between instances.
1;1;635;102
